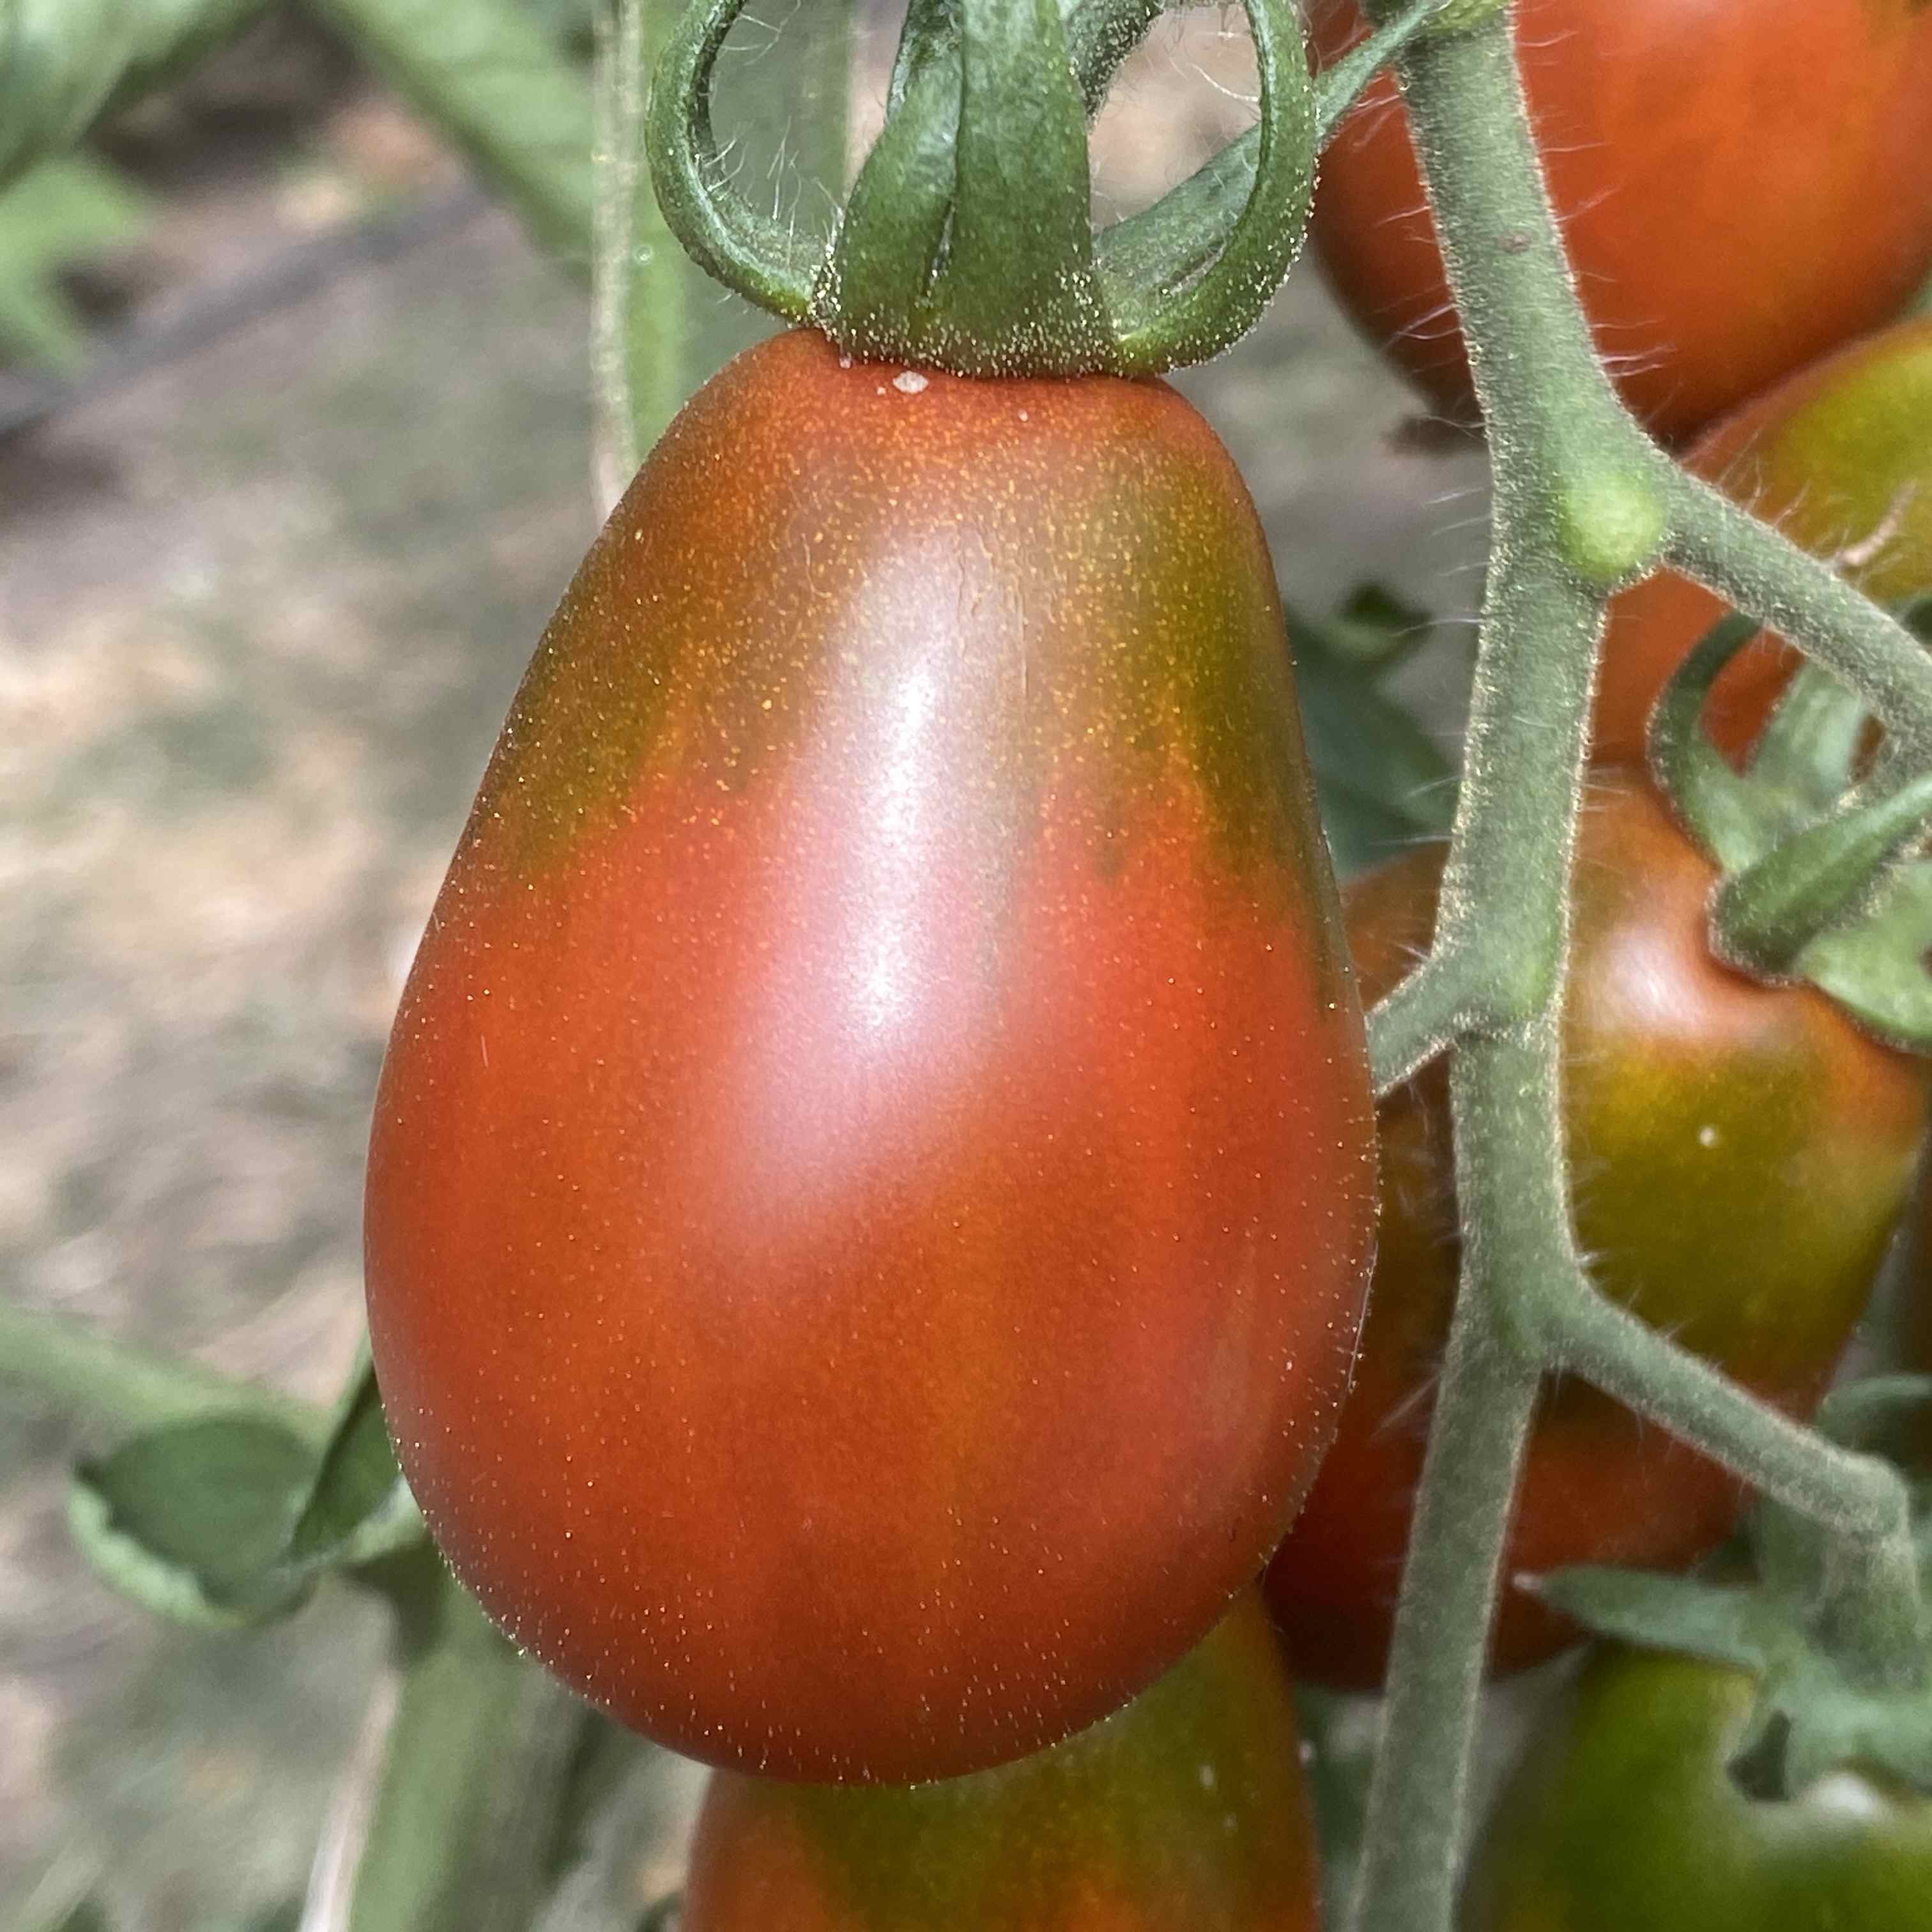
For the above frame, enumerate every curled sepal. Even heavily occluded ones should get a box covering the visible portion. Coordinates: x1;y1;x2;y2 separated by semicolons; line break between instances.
1744;661;1869;814
645;0;820;322
1646;613;1783;871
1098;0;1441;340
1711;770;1932;983
1101;0;1315;373
1530;1566;1768;1672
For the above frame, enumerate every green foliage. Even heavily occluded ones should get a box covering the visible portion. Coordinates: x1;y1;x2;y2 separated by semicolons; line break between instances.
1294;586;1459;876
314;0;595;268
0;153;151;371
0;0;272;188
68;1414;323;1627
65;1356;421;1629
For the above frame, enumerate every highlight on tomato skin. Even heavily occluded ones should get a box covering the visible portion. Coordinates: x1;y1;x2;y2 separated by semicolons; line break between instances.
1307;0;1932;447
680;1591;1322;1932
362;328;1377;1784
1264;771;1931;1690
1595;318;1932;767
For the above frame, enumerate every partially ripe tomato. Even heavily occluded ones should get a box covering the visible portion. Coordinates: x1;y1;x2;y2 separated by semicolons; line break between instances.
364;330;1376;1782
681;1591;1321;1932
1264;772;1929;1689
1308;1;1932;445
1464;1646;1932;1929
1597;318;1932;766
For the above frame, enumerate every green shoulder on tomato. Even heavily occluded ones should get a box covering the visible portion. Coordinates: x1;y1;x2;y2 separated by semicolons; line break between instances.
1265;771;1929;1688
1598;318;1932;764
681;1591;1321;1932
1464;1644;1932;1929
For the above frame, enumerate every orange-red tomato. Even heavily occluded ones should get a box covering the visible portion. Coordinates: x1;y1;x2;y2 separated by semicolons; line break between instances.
681;1593;1321;1932
1596;318;1932;766
1264;772;1928;1689
1308;0;1932;446
364;330;1376;1782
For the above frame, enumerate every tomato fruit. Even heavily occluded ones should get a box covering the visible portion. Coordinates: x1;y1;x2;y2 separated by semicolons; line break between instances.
1308;1;1932;445
1597;318;1932;765
1264;770;1929;1689
364;328;1376;1782
1464;1644;1932;1928
680;1591;1321;1932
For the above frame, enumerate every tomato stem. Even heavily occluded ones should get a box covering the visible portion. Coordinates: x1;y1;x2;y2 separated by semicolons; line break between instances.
1347;11;1932;1929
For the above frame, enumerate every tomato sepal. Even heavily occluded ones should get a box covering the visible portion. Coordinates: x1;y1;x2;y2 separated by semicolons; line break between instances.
1536;1376;1932;1802
1646;610;1932;1050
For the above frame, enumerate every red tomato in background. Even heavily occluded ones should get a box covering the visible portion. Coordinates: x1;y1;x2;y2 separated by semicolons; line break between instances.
1596;318;1932;766
1264;772;1929;1689
682;1592;1321;1932
364;330;1377;1782
1308;1;1932;446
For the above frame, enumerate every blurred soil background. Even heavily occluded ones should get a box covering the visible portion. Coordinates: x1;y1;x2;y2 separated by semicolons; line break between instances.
0;7;1489;1928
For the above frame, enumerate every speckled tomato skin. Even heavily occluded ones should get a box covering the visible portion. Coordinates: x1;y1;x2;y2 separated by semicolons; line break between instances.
1265;773;1928;1689
1465;1646;1932;1929
1596;319;1932;766
1308;0;1932;445
364;330;1376;1782
682;1594;1321;1932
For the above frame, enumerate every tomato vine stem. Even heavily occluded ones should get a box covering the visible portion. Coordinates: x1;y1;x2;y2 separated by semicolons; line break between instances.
1352;11;1932;1929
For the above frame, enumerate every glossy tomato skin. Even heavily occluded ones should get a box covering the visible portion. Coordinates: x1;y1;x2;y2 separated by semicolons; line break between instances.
1308;1;1932;445
364;330;1376;1782
1464;1646;1932;1929
1264;772;1929;1689
1597;319;1932;765
682;1592;1321;1932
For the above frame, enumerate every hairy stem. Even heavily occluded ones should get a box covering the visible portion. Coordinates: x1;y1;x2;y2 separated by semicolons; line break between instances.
1343;11;1932;1924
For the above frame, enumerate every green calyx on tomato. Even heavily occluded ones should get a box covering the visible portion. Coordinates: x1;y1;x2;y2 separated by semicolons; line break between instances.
647;0;1448;378
1530;1378;1932;1810
1648;611;1932;1052
364;329;1377;1782
1464;1643;1932;1932
1264;769;1931;1689
679;1593;1321;1932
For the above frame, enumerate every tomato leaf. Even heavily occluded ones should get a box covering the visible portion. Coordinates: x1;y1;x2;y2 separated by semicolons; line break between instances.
68;1415;319;1627
0;0;272;190
0;155;151;372
284;1352;424;1571
1290;592;1457;875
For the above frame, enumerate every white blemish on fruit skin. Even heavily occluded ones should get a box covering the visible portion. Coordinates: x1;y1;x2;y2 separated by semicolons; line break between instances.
893;370;930;394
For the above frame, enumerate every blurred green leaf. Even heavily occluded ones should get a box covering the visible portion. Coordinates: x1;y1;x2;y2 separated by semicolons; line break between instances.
68;1414;320;1627
0;0;272;187
1322;581;1436;668
0;153;151;371
1293;591;1458;877
314;0;595;268
286;1351;423;1569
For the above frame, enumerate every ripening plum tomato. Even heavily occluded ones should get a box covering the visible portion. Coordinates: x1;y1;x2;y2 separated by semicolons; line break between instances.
681;1591;1321;1932
1596;318;1932;766
1464;1646;1932;1929
1264;771;1929;1689
1308;0;1932;445
364;329;1376;1782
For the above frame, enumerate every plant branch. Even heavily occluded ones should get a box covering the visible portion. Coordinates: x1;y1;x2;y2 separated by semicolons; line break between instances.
1343;13;1932;1928
0;1298;326;1443
1668;477;1932;765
